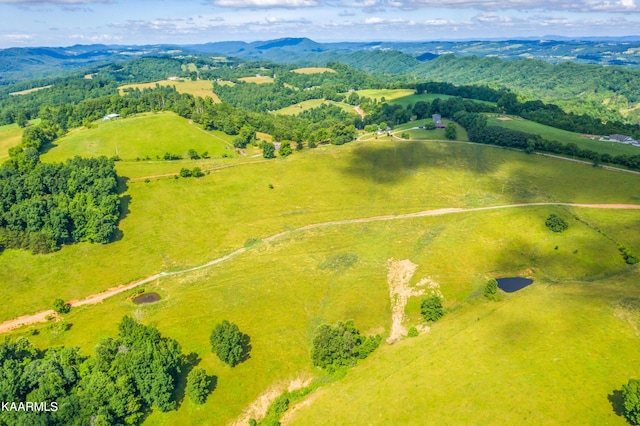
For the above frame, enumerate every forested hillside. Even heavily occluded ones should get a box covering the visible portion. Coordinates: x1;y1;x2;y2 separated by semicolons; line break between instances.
412;55;640;123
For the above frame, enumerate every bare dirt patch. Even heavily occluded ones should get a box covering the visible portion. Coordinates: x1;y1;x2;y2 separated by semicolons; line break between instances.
496;116;512;121
230;376;312;426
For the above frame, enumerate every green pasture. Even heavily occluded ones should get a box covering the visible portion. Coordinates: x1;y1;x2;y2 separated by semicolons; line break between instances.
41;112;235;162
389;92;496;108
10;205;640;424
0;123;22;161
2;138;640;325
487;114;640;157
275;99;356;116
288;271;640;425
356;89;415;102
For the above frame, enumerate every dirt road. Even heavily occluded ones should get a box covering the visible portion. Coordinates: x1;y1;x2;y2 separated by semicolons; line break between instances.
1;202;638;333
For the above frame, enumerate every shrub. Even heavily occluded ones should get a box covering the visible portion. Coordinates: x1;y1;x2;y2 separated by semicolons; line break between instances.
484;278;498;300
210;320;249;367
421;295;444;322
185;367;211;404
545;214;568;232
192;167;204;177
620;246;639;265
407;326;419;338
53;298;71;314
623;379;640;424
311;320;380;369
179;168;192;178
279;141;293;157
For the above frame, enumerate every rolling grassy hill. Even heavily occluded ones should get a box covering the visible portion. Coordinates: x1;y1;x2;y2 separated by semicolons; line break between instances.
0;122;22;161
274;99;356;116
487;114;640;157
118;79;221;102
41;112;235;162
3;123;640;424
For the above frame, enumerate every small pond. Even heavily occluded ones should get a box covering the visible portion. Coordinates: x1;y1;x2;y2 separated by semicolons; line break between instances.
496;277;533;293
132;292;162;305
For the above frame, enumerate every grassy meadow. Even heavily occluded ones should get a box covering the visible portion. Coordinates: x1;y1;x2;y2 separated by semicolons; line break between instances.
3;120;640;424
487;114;640;157
41;112;234;162
275;99;356;116
356;88;415;102
0;122;22;161
389;92;496;108
118;79;221;102
291;67;336;74
238;76;274;84
8;204;640;425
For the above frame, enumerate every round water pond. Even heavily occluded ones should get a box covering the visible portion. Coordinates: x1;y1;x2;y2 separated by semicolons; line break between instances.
496;277;533;293
132;292;162;304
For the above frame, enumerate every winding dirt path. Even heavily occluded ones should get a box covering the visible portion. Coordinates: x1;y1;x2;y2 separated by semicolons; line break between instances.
1;202;638;333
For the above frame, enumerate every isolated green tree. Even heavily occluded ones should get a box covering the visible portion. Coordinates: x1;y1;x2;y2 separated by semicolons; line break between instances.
623;379;640;424
185;368;211;404
421;295;444;322
279;141;293;157
444;123;457;139
262;142;276;159
210;320;247;367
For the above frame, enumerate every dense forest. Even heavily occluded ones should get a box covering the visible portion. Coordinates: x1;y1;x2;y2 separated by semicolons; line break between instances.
0;317;196;426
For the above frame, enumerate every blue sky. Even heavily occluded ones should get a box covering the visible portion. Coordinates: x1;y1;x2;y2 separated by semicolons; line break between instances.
1;0;640;48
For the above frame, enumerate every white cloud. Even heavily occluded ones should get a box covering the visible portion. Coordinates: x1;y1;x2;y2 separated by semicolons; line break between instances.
212;0;318;7
0;0;111;4
387;0;640;13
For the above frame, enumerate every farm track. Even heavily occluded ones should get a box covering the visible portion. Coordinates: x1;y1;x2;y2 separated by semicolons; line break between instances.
1;203;639;333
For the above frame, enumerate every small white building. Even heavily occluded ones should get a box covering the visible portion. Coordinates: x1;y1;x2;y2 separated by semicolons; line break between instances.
609;134;637;144
103;113;120;120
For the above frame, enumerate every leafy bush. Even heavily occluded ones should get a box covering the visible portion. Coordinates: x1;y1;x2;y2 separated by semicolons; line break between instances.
620;246;639;265
311;320;381;369
484;278;498;300
623;379;640;424
179;168;192;178
545;214;568;232
53;298;71;314
421;295;444;322
407;326;419;338
185;368;211;405
210;320;249;367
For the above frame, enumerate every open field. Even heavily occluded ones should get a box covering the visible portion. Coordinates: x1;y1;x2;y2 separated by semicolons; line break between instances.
238;76;274;84
41;112;235;162
291;67;336;74
118;79;220;101
0;123;22;161
487;114;640;157
275;99;357;115
9;85;53;96
389;92;497;108
4;137;640;323
355;89;415;101
7;204;640;424
287;270;640;424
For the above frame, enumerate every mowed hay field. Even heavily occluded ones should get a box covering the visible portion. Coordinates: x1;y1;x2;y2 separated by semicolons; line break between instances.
9;204;640;425
389;92;497;108
291;67;336;74
487;114;640;157
356;88;415;101
0;123;23;161
275;99;357;116
118;79;221;102
3;138;640;321
238;76;274;84
41;112;234;162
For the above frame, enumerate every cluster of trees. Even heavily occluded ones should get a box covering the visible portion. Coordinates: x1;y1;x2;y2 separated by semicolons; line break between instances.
0;316;211;426
545;214;569;233
311;320;381;370
0;139;120;253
